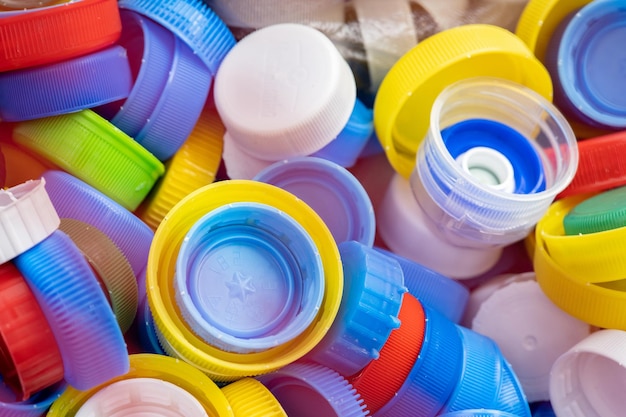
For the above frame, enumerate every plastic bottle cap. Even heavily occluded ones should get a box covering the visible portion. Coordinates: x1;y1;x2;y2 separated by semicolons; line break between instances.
533;194;626;330
47;354;234;417
0;262;64;401
563;185;626;235
204;0;345;29
373;24;552;178
0;0;122;72
305;241;406;376
469;274;591;403
311;98;374;168
174;202;324;353
0;380;65;417
117;0;235;76
75;378;208;417
538;192;626;284
257;362;368;417
0;178;60;265
59;218;139;334
136;295;166;355
353;0;418;93
374;247;469;324
254;157;376;246
138;107;224;230
148;180;343;382
455;146;516;194
557;131;626;199
415;77;577;247
13;110;165;211
221;378;287;417
42;170;154;283
0;45;132;123
554;0;626;129
214;23;356;161
14;230;129;391
550;329;626;417
349;292;425;414
375;304;463;417
377;173;502;279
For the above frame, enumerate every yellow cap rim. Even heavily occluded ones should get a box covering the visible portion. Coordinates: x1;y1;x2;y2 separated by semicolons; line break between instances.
515;0;592;63
534;196;626;330
221;378;287;417
138;108;224;230
147;180;343;381
373;24;552;178
47;353;234;417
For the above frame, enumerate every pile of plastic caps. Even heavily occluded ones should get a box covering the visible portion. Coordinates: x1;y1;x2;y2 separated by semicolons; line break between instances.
2;0;626;416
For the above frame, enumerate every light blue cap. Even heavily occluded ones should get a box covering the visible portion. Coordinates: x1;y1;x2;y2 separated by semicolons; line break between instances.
377;304;464;417
254;157;375;247
495;357;531;417
312;98;374;168
375;247;469;323
174;202;324;353
550;0;626;129
305;241;406;377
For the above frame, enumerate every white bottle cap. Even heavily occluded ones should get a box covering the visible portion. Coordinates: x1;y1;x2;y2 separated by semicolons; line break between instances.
215;23;356;161
75;378;209;417
222;132;275;179
377;173;501;279
455;146;516;194
469;273;591;402
550;329;626;417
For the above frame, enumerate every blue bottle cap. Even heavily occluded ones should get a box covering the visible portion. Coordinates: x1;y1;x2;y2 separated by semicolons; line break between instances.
551;0;626;129
305;241;406;376
375;247;469;323
495;357;531;417
376;304;464;417
312;98;374;168
0;379;65;417
254;157;375;246
174;202;324;353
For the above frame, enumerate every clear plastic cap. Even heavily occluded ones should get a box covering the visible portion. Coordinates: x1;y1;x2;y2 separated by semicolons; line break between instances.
413;77;578;247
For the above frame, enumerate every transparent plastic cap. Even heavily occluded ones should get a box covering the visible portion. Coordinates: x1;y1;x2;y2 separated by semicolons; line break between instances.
413;77;578;246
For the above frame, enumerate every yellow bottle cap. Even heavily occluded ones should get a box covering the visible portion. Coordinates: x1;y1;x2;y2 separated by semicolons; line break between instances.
373;24;552;178
47;353;234;417
147;180;343;382
138;107;224;230
534;195;626;330
221;378;287;417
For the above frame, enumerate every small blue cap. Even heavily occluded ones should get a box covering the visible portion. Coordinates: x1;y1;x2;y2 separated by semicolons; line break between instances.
441;119;545;195
174;202;324;353
376;304;464;417
312;98;374;168
550;0;626;129
254;157;375;247
305;241;406;376
375;247;469;323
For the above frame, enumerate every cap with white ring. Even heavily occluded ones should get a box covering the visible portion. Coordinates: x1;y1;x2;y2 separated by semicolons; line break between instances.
205;0;345;29
550;329;626;417
311;98;373;168
0;45;132;123
455;147;515;194
215;23;356;161
117;0;235;76
174;202;324;353
75;378;208;417
0;178;60;265
468;273;591;402
221;378;287;417
42;170;153;282
305;240;406;376
254;157;375;246
377;173;502;279
47;354;234;417
549;0;626;129
14;230;129;391
0;380;65;417
257;362;368;417
374;247;469;324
